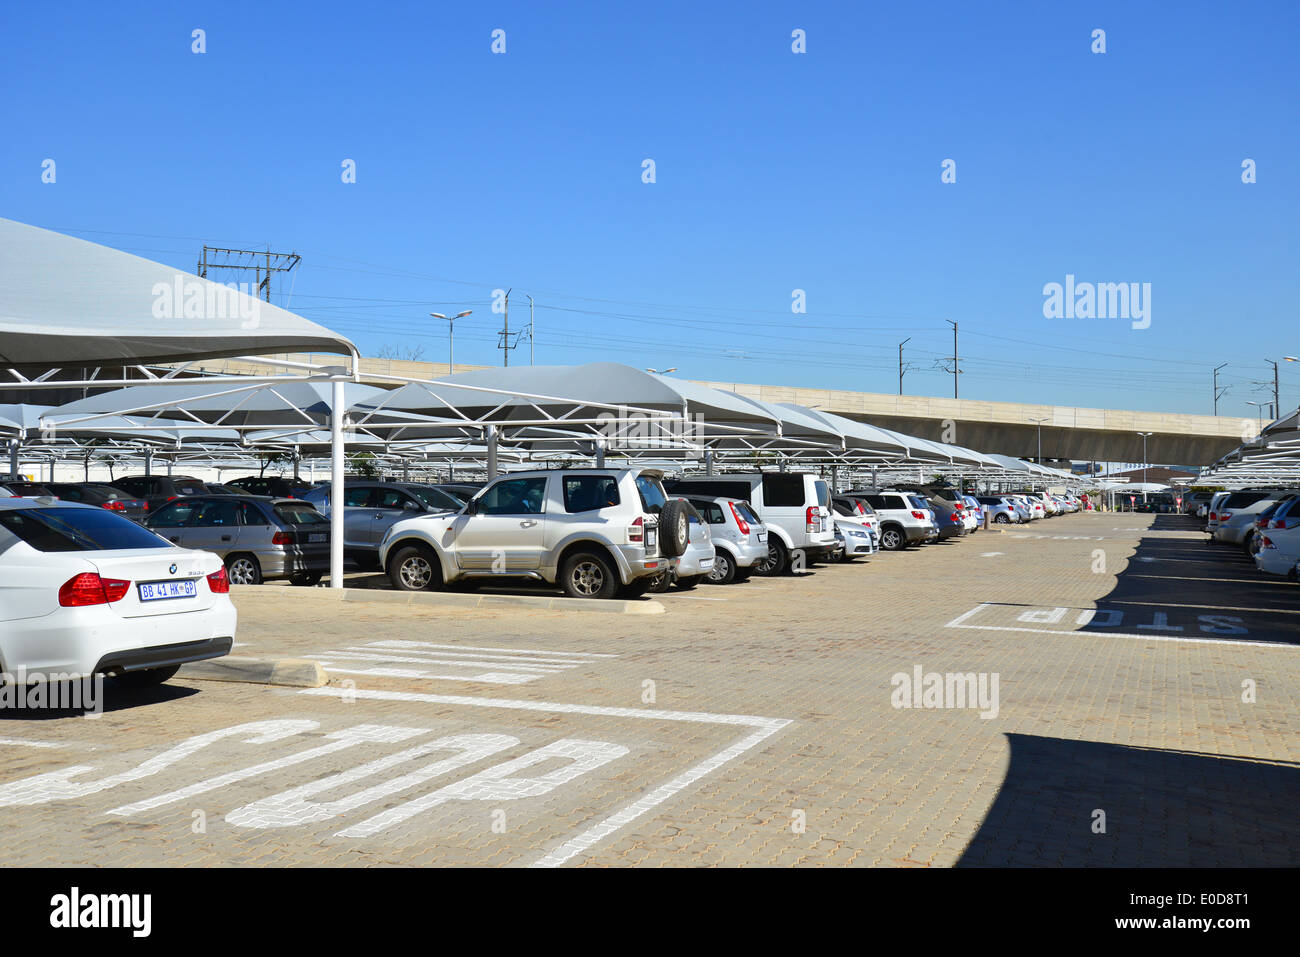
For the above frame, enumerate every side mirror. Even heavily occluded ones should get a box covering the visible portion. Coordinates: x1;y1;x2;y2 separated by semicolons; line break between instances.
404;500;422;512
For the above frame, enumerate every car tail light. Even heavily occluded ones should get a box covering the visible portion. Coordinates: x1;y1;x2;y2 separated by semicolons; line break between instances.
271;531;296;546
1273;520;1285;529
911;511;925;520
102;500;126;511
1220;512;1232;521
143;502;149;511
58;572;130;606
1260;536;1276;550
628;515;644;543
855;502;866;515
728;501;750;536
805;506;818;532
207;566;231;593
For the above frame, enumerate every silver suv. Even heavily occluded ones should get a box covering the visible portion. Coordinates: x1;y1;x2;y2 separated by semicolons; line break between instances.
379;468;684;599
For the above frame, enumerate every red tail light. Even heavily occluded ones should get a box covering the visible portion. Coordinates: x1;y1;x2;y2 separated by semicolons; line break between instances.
911;511;925;520
628;515;644;543
1260;536;1276;550
805;506;818;533
207;566;231;593
271;531;296;546
1273;520;1285;529
1209;512;1217;521
855;502;866;515
102;500;126;511
59;572;130;606
728;501;750;536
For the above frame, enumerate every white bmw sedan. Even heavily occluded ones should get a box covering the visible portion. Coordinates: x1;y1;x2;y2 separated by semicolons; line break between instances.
0;497;236;687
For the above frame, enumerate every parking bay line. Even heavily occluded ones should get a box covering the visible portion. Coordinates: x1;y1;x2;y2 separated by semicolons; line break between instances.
945;602;1296;650
298;686;792;867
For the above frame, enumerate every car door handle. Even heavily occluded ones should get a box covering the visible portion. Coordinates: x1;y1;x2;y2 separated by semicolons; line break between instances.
519;520;538;527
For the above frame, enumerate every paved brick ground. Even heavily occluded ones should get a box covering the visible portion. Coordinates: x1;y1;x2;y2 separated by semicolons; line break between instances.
1;511;1296;867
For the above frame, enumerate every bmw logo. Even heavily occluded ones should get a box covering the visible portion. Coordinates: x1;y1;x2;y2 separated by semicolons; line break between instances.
169;563;178;575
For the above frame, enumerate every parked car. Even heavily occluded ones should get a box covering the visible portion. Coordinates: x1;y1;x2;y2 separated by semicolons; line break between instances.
225;475;314;498
831;496;881;539
832;515;879;560
110;475;214;513
1206;489;1284;539
380;468;678;599
203;483;255;496
0;481;57;498
1181;490;1216;515
0;498;235;686
853;490;939;550
44;482;149;522
1213;497;1280;546
649;501;714;591
145;494;330;585
665;472;836;575
923;496;967;540
683;495;768;585
976;495;1021;524
302;481;461;569
1241;494;1299;554
1254;524;1300;578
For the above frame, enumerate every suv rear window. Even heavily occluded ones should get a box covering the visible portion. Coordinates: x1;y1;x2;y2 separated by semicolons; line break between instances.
813;480;830;507
635;475;668;514
563;475;620;513
0;507;170;552
761;474;806;507
1223;492;1271;508
275;504;326;525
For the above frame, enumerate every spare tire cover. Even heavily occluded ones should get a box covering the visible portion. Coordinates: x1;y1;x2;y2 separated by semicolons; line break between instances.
659;499;690;557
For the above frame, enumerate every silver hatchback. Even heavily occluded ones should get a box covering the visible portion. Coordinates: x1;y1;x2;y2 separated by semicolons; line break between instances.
685;495;768;584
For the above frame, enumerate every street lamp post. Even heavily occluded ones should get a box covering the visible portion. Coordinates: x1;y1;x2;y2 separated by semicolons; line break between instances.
1137;431;1153;505
1029;416;1048;464
430;310;473;373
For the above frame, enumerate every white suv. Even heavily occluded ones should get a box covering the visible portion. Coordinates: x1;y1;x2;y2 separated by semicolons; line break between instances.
665;472;836;575
379;468;683;599
855;491;940;550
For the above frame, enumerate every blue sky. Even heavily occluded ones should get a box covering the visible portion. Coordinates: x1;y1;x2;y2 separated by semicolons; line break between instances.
3;1;1297;418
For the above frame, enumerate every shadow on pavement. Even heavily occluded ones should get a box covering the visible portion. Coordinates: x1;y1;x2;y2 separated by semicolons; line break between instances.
957;733;1300;866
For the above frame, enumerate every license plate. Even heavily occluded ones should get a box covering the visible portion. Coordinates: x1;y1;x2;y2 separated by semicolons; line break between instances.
138;579;198;602
645;527;658;548
757;530;767;542
699;558;714;569
308;533;326;543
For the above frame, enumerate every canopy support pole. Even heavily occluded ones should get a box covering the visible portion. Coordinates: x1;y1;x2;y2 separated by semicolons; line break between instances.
705;450;714;475
8;438;18;477
144;447;153;478
595;439;606;468
486;426;499;479
329;379;346;589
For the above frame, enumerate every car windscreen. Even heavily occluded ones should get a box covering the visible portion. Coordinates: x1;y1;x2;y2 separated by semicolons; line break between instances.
274;504;327;526
176;480;209;495
0;507;170;552
636;475;668;514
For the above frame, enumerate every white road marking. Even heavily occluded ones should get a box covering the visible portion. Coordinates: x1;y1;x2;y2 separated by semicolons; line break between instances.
0;737;64;749
944;603;1294;650
980;552;1004;557
298;687;791;866
305;641;614;686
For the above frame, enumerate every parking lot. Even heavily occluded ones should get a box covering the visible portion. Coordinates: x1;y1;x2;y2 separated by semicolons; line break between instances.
1;511;1296;867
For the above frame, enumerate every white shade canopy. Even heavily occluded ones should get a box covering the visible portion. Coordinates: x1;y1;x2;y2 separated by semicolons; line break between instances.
0;218;357;370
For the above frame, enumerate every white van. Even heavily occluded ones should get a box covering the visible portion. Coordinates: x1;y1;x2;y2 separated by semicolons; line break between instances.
665;472;835;574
